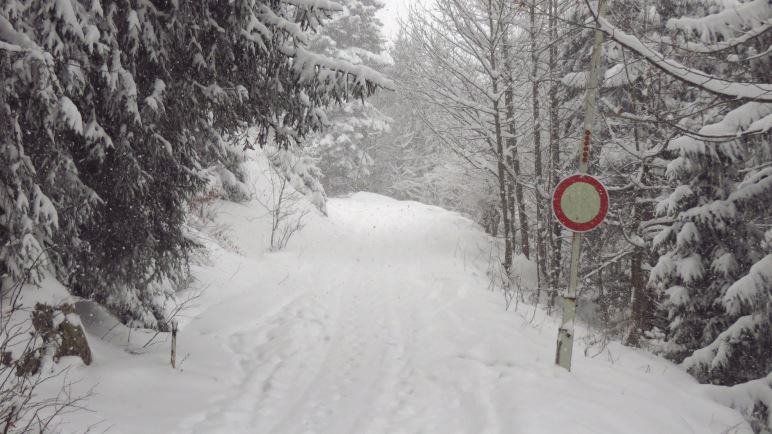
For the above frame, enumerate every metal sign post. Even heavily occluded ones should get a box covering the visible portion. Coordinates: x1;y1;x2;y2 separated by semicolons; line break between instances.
553;0;608;372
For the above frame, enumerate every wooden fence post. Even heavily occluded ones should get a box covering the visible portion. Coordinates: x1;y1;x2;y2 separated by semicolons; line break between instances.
170;321;178;369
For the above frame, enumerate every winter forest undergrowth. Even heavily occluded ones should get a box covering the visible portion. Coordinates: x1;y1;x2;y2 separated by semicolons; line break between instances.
1;0;770;433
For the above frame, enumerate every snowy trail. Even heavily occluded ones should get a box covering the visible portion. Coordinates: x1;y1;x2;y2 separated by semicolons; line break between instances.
71;192;750;434
179;195;503;434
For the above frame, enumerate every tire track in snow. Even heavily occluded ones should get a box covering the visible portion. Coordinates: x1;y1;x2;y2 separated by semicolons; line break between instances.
180;194;501;434
178;283;340;433
263;257;404;433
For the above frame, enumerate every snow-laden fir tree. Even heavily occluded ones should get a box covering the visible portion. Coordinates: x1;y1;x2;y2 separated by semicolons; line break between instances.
1;0;389;326
617;0;772;429
646;0;771;382
306;0;392;195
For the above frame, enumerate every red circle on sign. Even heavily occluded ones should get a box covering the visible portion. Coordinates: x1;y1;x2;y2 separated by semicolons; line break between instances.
552;174;609;232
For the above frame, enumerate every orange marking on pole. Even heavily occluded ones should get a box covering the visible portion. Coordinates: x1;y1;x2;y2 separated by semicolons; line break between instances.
582;130;591;163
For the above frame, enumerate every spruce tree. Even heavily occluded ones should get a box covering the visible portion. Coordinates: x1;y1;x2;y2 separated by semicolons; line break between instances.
306;0;391;194
1;0;388;326
646;0;772;387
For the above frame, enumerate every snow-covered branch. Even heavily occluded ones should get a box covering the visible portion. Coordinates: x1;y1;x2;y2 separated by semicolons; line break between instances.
586;1;772;102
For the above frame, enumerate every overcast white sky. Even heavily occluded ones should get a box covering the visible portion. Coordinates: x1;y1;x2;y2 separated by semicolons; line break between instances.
378;0;415;41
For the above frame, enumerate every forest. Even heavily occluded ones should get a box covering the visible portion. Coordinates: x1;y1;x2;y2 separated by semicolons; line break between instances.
1;0;770;432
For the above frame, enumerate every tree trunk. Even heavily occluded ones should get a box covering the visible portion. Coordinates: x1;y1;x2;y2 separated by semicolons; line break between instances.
504;35;531;259
624;119;651;346
507;171;518;254
494;107;512;270
489;3;512;271
625;247;647;346
620;40;653;345
491;53;514;274
547;0;563;308
598;262;609;326
530;1;546;279
495;126;512;269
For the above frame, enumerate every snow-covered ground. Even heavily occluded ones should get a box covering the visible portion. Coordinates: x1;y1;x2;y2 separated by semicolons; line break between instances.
36;157;750;434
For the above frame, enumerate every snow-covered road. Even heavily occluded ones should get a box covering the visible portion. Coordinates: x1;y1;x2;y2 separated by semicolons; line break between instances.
180;194;506;434
72;192;750;434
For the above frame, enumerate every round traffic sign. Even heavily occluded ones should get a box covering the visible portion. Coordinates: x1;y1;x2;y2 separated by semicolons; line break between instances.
552;174;609;232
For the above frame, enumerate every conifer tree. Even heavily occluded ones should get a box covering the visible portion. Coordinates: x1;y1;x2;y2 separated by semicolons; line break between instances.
633;0;772;387
1;0;388;325
306;0;391;194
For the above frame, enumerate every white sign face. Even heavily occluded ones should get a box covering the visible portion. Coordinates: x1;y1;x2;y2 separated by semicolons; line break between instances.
552;175;609;232
560;182;602;224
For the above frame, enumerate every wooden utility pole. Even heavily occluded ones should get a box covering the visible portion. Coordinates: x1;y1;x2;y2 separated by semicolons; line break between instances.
554;0;608;371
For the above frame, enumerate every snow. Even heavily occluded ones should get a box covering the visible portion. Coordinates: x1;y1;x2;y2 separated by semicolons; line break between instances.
18;152;752;433
656;185;694;216
566;59;645;89
594;9;772;101
748;113;772;132
284;44;395;90
722;254;772;315
730;166;772;205
702;373;772;433
700;102;772;138
711;251;738;277
144;79;166;114
562;71;589;88
54;0;85;40
59;96;84;133
676;253;704;284
283;0;343;11
675;221;699;249
666;285;690;306
511;254;538;290
0;15;39;51
13;272;73;307
84;24;100;50
666;0;771;45
683;200;737;230
682;315;760;372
